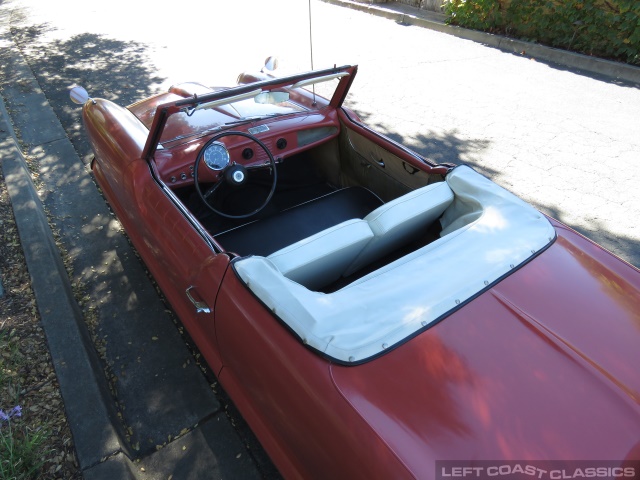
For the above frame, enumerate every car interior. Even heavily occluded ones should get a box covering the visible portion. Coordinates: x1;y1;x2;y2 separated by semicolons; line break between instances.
143;77;554;362
171;120;450;293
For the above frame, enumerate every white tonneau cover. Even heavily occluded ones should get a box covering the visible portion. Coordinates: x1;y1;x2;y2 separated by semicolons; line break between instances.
234;166;556;363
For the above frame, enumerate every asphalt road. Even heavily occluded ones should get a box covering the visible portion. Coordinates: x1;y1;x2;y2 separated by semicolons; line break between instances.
5;0;640;267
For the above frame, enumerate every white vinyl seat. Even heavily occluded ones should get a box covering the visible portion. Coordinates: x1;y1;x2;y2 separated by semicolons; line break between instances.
267;219;374;290
343;182;454;276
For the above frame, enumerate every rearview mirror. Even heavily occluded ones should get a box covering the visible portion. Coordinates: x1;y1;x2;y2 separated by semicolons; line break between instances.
254;91;290;105
262;56;279;72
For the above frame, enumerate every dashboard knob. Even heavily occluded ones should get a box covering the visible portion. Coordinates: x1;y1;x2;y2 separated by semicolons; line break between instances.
242;148;254;159
276;138;287;150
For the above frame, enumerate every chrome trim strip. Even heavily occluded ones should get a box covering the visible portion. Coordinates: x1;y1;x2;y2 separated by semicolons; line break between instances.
158;181;221;254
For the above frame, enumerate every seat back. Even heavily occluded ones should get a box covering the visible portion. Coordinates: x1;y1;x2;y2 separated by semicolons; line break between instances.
267;219;374;290
344;182;454;276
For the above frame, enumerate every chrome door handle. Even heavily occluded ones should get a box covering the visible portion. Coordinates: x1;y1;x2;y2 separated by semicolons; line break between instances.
369;151;385;167
185;286;211;314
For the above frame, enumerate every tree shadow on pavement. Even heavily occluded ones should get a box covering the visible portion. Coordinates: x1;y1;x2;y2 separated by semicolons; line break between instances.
4;21;282;479
353;108;499;179
9;23;165;162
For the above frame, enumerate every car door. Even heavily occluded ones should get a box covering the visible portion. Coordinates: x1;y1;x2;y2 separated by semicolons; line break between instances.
85;97;230;373
132;158;230;374
95;153;228;374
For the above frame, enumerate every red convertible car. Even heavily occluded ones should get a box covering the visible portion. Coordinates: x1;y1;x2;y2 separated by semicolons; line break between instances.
72;62;640;478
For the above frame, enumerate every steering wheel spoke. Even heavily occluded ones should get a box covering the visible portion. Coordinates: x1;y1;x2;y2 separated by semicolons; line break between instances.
194;131;277;219
245;162;272;171
202;180;222;200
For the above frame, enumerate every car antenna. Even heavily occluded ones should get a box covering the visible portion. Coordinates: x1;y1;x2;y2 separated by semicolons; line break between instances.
308;0;317;106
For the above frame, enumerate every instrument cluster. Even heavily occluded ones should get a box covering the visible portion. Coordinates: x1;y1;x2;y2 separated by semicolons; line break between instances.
203;142;231;171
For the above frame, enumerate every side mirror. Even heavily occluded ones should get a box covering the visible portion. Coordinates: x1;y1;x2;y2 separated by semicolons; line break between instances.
262;56;279;73
69;86;91;105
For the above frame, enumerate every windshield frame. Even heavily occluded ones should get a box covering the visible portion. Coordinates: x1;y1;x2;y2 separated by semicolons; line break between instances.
142;64;357;161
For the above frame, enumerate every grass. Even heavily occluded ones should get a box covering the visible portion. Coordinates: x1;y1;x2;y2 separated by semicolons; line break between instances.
0;418;50;480
0;333;51;480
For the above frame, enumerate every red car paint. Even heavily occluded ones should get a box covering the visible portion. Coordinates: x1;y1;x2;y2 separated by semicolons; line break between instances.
80;65;640;479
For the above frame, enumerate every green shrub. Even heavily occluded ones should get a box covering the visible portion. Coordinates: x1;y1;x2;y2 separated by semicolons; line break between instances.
444;0;640;66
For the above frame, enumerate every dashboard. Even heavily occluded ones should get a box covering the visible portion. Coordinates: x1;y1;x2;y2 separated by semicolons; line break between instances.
153;110;340;187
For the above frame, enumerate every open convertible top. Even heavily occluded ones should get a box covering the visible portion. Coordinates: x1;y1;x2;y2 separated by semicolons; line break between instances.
234;166;556;363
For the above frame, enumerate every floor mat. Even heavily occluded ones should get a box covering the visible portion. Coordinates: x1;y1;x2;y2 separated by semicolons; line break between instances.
214;187;383;257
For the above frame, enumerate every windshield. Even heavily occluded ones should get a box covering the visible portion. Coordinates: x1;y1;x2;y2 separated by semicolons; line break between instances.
160;94;306;145
143;65;356;155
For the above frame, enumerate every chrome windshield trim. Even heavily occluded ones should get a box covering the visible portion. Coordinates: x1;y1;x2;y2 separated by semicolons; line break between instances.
156;176;221;254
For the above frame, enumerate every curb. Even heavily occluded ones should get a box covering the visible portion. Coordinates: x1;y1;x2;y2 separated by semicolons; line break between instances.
0;95;131;473
321;0;640;86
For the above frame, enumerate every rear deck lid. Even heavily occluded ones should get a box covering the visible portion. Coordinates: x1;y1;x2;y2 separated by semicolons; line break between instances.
331;229;640;477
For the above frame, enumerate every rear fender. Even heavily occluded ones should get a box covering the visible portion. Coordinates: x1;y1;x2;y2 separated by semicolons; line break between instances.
84;98;149;182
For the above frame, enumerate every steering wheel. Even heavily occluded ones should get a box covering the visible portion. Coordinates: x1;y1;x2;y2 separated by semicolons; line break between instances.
194;131;277;219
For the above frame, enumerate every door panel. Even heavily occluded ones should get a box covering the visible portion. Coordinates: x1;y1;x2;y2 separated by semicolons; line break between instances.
341;128;432;201
103;158;228;373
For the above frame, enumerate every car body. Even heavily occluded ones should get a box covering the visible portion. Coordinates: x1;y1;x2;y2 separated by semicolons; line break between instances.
73;62;640;479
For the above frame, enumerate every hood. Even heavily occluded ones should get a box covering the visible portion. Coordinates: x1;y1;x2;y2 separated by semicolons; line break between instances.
331;223;640;477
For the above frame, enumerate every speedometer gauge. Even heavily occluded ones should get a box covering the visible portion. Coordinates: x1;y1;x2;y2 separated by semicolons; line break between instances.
203;142;230;171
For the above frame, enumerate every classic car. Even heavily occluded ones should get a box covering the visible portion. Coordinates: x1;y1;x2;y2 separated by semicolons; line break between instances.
71;61;640;479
